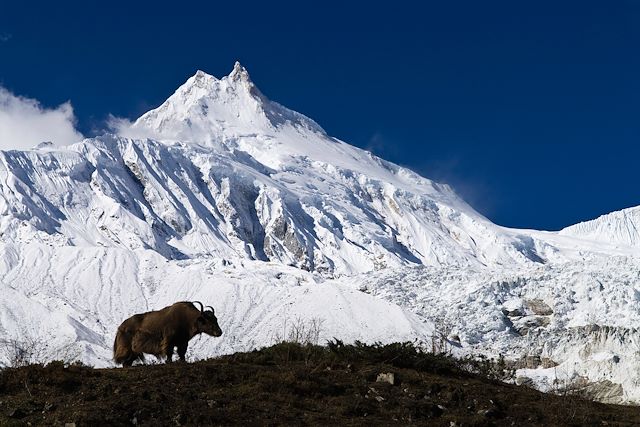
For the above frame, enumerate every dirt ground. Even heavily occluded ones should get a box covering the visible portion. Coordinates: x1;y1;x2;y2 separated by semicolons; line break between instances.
1;341;639;426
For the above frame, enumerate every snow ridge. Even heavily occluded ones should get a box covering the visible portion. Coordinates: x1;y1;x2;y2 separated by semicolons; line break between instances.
560;206;640;247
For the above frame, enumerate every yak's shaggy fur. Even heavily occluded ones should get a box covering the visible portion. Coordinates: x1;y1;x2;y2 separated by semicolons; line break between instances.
113;301;222;367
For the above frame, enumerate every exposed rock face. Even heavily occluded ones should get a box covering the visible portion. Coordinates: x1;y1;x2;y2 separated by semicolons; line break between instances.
581;380;625;404
256;186;313;270
525;299;554;316
513;355;559;370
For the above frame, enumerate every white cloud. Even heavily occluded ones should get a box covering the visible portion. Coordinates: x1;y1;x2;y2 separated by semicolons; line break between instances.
0;87;84;150
107;114;150;140
107;114;171;142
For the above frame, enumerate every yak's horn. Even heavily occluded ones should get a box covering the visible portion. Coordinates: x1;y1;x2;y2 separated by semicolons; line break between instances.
192;301;204;312
206;305;215;314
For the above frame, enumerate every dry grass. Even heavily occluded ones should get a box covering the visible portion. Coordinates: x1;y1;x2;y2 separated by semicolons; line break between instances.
0;342;638;426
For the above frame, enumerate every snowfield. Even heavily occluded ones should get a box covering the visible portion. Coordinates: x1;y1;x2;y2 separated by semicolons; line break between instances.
1;63;639;403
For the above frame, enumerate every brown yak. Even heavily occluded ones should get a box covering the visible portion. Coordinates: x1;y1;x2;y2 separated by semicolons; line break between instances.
113;301;222;367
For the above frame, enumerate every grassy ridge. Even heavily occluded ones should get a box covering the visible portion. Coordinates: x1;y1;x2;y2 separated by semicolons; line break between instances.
0;341;639;426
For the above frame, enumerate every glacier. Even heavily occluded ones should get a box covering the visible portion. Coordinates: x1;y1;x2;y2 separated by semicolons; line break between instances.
1;62;639;403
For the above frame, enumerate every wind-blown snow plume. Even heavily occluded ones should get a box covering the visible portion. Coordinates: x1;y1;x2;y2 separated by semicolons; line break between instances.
0;86;83;148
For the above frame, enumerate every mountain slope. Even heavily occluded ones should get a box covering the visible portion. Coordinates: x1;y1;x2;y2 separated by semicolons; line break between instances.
0;64;555;276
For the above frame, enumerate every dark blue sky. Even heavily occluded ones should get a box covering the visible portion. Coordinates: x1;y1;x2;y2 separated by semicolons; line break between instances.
1;1;639;230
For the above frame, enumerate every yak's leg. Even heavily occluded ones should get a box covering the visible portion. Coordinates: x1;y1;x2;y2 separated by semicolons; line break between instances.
177;342;188;362
123;356;134;368
122;351;141;367
162;337;173;363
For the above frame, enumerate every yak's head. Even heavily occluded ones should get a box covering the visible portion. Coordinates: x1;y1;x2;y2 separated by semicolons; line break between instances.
196;305;223;337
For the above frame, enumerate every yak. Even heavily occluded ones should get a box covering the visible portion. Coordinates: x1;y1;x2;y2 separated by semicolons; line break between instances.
113;301;222;367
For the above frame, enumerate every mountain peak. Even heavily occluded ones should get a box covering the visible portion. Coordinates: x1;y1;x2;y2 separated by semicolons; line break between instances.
193;69;213;80
228;61;252;84
182;63;252;94
194;69;208;78
184;69;218;91
127;62;327;145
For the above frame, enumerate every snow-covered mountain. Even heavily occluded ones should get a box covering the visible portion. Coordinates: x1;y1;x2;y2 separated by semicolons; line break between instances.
1;63;640;403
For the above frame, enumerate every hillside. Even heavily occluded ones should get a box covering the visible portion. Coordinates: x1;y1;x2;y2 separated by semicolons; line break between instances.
2;342;640;426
